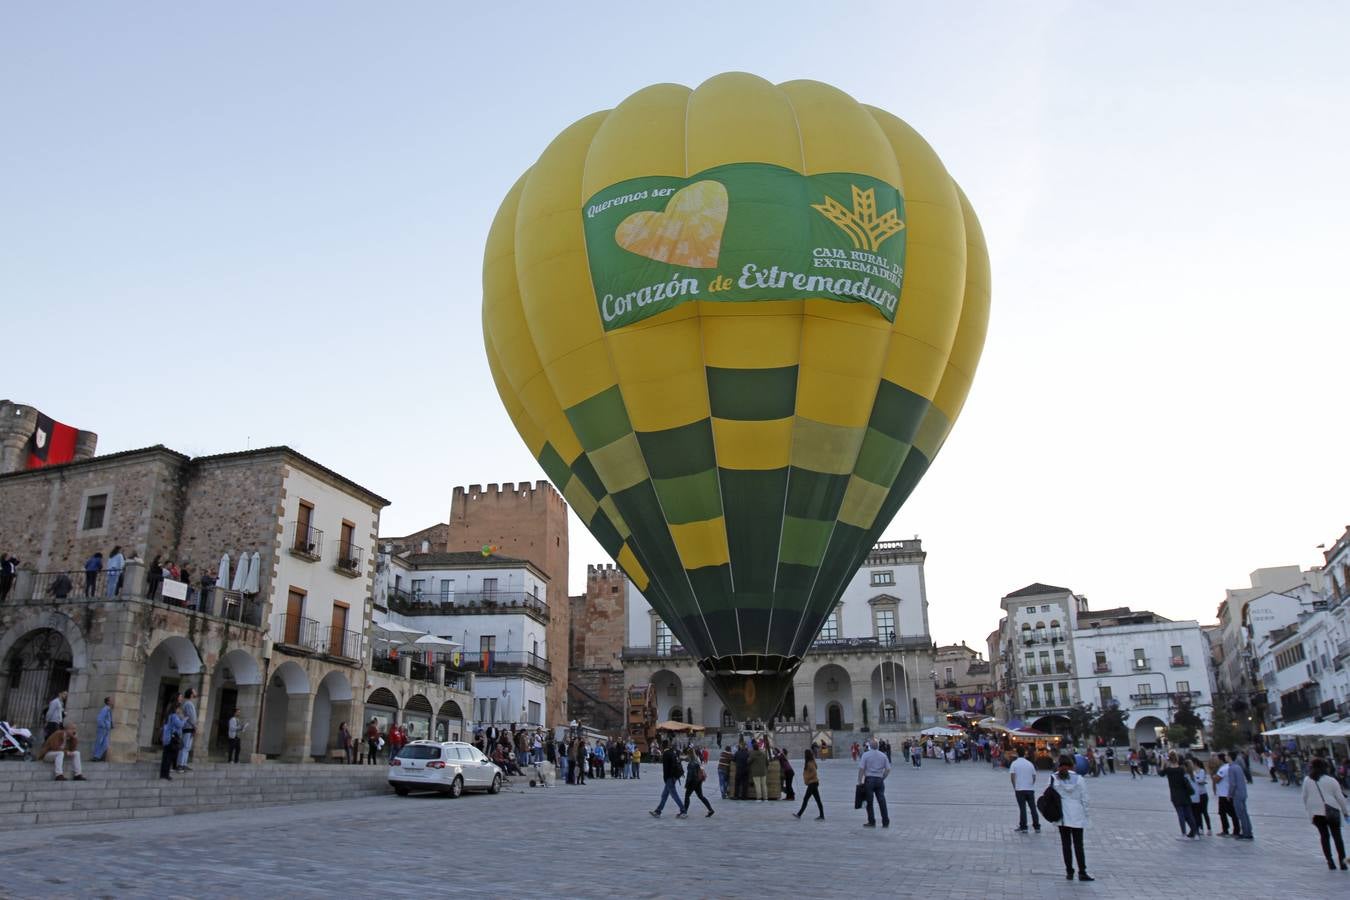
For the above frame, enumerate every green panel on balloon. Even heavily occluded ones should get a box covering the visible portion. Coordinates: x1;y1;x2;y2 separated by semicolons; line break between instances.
652;469;723;525
718;468;788;594
706;366;798;421
636;419;717;480
565;385;633;452
868;379;930;444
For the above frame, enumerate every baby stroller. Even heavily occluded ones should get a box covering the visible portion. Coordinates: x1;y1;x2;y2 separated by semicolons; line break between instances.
0;720;34;761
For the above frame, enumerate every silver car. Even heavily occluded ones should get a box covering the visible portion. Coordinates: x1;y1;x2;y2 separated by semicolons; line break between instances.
389;740;503;798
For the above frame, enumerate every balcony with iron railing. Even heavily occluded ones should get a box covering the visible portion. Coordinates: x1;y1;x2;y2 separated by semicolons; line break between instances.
334;545;365;578
278;614;323;653
288;521;324;561
383;587;550;622
10;570;264;626
1131;657;1151;672
1169;655;1188;668
324;626;362;660
1093;661;1111;674
444;650;551;679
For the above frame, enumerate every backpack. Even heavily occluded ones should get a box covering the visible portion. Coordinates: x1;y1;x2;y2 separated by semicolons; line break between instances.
1036;782;1063;824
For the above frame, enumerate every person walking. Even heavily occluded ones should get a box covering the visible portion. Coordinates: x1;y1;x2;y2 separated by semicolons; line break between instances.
160;702;184;781
1010;745;1041;833
339;721;353;764
364;718;380;765
910;741;922;767
1128;749;1140;779
227;708;244;763
1188;757;1212;834
1230;756;1254;841
1162;751;1199;839
92;696;113;762
793;748;825;820
682;748;715;817
749;741;769;801
176;688;198;772
1051;754;1093;881
857;738;891;828
1105;746;1116;774
778;748;796;801
1301;757;1348;869
650;740;688;818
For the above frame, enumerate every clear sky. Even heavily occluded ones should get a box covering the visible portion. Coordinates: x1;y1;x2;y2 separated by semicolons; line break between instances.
4;2;1348;651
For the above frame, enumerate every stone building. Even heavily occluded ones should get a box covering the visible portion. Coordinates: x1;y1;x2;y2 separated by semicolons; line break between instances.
934;643;994;714
566;564;629;733
620;538;938;741
380;522;450;556
0;443;469;763
442;482;570;725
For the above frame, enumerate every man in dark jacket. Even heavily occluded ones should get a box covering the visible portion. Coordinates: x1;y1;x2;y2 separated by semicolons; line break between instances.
734;741;751;800
650;740;687;818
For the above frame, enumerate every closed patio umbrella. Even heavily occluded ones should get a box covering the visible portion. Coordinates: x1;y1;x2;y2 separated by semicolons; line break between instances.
244;551;261;594
230;551;248;591
217;553;230;589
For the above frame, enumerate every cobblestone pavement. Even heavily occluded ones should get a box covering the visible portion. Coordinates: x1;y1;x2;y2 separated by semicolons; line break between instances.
2;758;1342;898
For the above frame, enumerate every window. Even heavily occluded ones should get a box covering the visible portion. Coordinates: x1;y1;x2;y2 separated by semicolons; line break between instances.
1039;650;1051;675
655;620;672;655
870;570;895;586
722;710;737;727
339;520;355;561
874;608;896;643
1058;683;1071;706
1099;686;1113;706
411;579;425;599
1021;623;1033;644
440;578;453;600
819;610;840;641
1024;652;1035;674
295;500;314;550
1035;621;1046;642
482;577;498;595
1137;684;1152;701
480;635;496;652
81;493;108;531
1133;648;1148;670
527;701;541;724
1093;650;1108;673
1169;644;1186;666
1041;605;1051;612
1054;649;1067;673
1028;685;1040;707
944;666;954;684
1176;680;1190;695
532;639;539;658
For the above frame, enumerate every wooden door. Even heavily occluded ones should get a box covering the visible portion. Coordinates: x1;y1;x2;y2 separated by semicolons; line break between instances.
330;603;348;656
285;590;304;644
295;502;313;551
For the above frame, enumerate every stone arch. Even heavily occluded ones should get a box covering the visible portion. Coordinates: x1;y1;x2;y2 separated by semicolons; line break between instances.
207;648;264;758
1134;715;1166;747
0;628;75;734
260;661;312;759
668;706;683;722
436;699;465;742
364;687;400;733
651;669;682;713
311;670;355;759
403;693;433;741
812;663;853;729
870;662;909;726
367;687;399;708
138;636;205;748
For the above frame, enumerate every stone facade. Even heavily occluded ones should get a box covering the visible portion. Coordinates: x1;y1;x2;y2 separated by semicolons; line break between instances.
381;522;450;556
566;563;630;733
445;482;569;725
0;443;471;764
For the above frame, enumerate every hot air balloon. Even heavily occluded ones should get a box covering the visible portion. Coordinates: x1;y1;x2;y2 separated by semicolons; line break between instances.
483;73;989;720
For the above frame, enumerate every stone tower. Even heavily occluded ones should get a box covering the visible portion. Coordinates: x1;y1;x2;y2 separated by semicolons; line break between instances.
0;400;98;474
447;481;570;725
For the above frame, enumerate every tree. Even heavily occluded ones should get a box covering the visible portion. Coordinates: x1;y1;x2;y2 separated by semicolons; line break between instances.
1169;697;1204;747
1093;706;1129;746
1209;700;1242;750
1067;702;1098;743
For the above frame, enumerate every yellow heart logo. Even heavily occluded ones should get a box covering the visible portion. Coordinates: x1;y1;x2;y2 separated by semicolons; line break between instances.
614;180;728;269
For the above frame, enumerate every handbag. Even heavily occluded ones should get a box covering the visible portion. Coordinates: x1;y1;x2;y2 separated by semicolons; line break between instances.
1314;778;1343;825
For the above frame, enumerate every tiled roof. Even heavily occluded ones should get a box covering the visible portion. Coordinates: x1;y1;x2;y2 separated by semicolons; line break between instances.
1004;582;1071;599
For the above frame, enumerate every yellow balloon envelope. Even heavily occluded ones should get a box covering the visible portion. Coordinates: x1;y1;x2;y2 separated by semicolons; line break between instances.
483;73;989;719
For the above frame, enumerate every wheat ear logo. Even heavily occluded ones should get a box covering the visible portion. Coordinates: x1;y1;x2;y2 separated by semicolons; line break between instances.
811;185;904;252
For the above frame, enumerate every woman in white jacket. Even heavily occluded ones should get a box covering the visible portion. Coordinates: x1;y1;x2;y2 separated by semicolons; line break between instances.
1301;757;1349;870
1053;754;1093;882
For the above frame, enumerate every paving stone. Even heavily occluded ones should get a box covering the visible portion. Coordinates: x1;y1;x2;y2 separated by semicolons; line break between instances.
0;759;1341;897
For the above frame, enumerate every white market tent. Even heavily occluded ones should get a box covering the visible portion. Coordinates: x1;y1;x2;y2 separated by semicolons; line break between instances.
919;726;966;737
1261;719;1350;738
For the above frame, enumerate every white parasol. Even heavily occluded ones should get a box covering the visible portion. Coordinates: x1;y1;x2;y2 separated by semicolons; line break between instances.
244;551;261;595
217;553;230;588
230;551;248;591
373;620;423;637
408;634;460;649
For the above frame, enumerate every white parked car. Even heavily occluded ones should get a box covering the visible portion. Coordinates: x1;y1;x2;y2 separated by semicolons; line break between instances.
389;740;502;797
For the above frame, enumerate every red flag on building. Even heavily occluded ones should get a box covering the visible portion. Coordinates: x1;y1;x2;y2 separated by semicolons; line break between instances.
26;413;78;469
